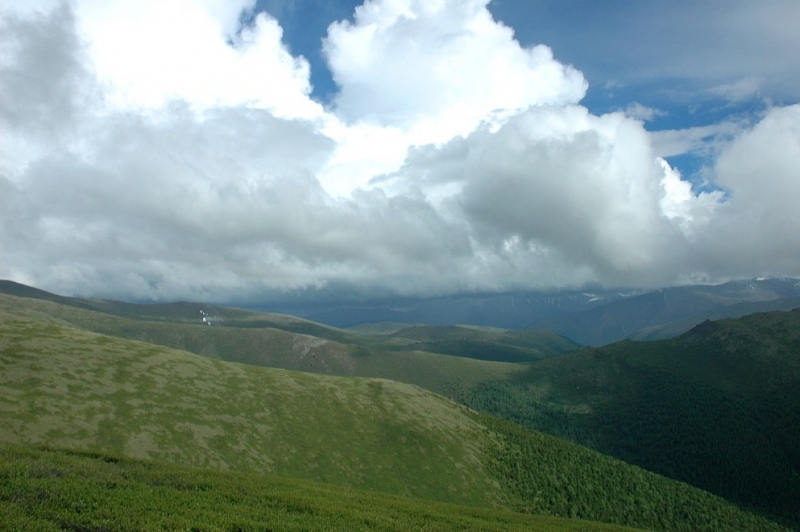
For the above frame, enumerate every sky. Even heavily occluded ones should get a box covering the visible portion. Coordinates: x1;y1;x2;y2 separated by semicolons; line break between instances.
1;0;799;305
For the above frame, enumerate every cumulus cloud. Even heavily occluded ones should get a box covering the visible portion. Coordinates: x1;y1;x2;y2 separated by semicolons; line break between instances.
701;104;800;274
324;0;586;140
317;0;588;195
1;0;800;303
0;2;97;177
382;105;716;287
71;0;323;118
0;3;86;130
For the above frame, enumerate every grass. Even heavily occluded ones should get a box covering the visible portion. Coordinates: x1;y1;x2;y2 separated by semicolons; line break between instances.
0;310;500;507
0;292;526;400
0;445;647;532
383;324;580;363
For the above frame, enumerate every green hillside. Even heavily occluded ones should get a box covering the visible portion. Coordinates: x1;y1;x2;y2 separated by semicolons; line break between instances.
0;446;644;532
0;280;580;357
388;324;580;362
0;297;788;531
467;310;800;525
0;291;526;400
0;309;498;506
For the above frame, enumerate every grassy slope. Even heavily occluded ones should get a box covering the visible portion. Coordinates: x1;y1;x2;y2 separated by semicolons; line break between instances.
26;286;794;522
0;446;644;532
467;310;800;526
0;292;526;400
0;309;497;507
0;301;789;531
0;280;582;357
387;324;580;363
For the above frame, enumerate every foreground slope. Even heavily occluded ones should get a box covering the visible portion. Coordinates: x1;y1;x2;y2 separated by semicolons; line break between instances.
0;446;644;532
468;309;800;525
0;308;497;506
0;301;789;531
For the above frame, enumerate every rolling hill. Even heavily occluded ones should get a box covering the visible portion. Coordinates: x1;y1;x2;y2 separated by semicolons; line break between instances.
0;290;528;404
297;290;630;329
0;287;789;531
386;324;580;363
0;306;499;506
0;280;578;403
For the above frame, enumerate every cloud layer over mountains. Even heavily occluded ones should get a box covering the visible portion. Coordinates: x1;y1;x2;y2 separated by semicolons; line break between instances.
1;0;799;302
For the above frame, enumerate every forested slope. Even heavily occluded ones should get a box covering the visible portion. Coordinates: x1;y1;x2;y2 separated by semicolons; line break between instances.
466;309;800;526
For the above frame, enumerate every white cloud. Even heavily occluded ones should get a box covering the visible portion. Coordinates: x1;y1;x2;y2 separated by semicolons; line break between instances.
387;105;710;287
623;102;666;122
708;76;763;102
2;0;800;303
72;0;323;119
702;104;800;274
649;121;744;159
315;0;588;195
323;0;587;141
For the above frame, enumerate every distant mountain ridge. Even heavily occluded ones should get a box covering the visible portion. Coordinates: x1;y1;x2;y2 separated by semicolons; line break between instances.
291;278;800;345
298;290;630;329
531;278;800;345
5;277;800;346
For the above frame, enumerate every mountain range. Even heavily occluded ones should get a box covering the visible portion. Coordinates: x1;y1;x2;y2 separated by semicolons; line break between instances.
259;277;800;346
1;279;799;530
